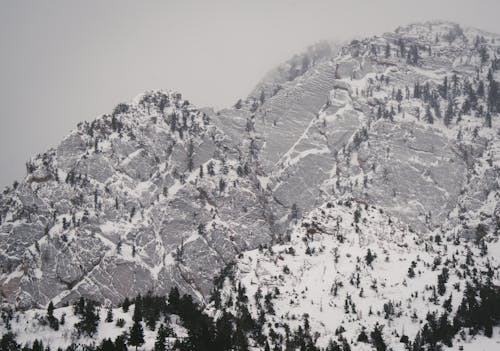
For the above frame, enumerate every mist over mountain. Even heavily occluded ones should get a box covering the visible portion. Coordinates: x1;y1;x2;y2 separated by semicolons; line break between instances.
1;20;500;351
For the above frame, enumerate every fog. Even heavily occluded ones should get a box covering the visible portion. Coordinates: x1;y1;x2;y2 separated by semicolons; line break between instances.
1;0;500;187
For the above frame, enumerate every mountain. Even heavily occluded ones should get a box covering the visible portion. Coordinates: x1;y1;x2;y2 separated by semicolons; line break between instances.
0;91;276;308
1;19;500;350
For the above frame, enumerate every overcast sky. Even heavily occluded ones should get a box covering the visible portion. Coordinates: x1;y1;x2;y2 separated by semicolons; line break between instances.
1;0;500;188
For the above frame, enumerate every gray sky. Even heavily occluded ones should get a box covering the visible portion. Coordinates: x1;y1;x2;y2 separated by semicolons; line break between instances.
1;0;500;188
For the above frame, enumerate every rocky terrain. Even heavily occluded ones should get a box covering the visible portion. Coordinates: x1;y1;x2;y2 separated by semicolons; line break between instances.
2;199;499;351
0;20;499;349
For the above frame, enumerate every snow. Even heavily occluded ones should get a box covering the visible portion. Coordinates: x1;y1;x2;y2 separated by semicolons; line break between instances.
3;304;186;351
214;202;500;350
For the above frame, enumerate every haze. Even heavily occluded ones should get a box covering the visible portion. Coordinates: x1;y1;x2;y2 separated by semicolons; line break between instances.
1;0;500;188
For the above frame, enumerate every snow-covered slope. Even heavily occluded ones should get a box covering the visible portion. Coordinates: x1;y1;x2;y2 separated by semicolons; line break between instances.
0;91;275;308
6;303;186;351
216;200;500;350
0;21;499;351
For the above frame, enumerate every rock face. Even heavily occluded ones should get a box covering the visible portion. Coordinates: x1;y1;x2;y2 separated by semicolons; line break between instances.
0;92;275;308
1;20;499;308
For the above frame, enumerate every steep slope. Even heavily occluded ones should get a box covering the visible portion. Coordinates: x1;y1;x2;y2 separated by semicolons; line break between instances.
243;20;500;234
1;199;499;351
215;200;500;350
0;91;275;308
0;20;499;312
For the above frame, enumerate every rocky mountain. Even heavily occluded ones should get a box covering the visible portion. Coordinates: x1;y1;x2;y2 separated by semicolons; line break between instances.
200;199;499;351
0;91;276;308
2;198;499;351
0;20;499;339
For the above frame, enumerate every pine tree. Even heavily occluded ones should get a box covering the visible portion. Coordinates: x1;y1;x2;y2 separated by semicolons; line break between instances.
413;82;421;99
424;105;434;124
214;312;233;351
105;307;114;323
384;43;391;58
122;297;131;313
477;80;485;97
443;294;453;313
264;341;271;351
370;323;387;351
396;89;403;102
100;338;115;351
357;329;369;343
129;319;145;351
408;45;419;65
485;111;492;128
291;203;299;223
444;100;454;127
133;296;143;323
74;299;100;337
47;301;59;330
47;301;55;320
32;340;44;351
397;38;406;57
437;267;449;296
154;324;168;351
440;76;448;99
114;334;128;351
0;332;19;351
408;266;416;278
168;287;181;309
365;249;376;267
186;139;195;172
479;45;490;65
488;77;499;113
259;90;266;105
232;326;249;351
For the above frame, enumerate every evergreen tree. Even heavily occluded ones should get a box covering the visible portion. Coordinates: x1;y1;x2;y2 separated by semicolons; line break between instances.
259;90;266;105
154;324;168;351
0;332;19;351
106;307;114;323
100;338;115;351
408;45;419;65
437;267;449;296
133;297;143;323
485;112;492;128
214;312;233;351
47;301;59;330
397;38;406;57
477;80;485;97
114;334;129;351
396;89;403;102
264;341;271;351
129;319;145;351
365;249;376;267
74;297;85;316
47;301;55;320
408;266;416;278
122;297;131;313
444;100;454;127
32;340;44;351
74;299;100;337
443;294;453;313
357;329;369;343
384;43;391;58
424;105;434;124
168;287;181;309
488;77;499;113
439;76;448;99
370;323;387;351
413;82;421;99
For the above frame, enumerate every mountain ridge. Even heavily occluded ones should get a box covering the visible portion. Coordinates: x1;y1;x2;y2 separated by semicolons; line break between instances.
0;20;499;313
